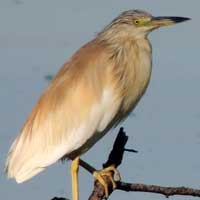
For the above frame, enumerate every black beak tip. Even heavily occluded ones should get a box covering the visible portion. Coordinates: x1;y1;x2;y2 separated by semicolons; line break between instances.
171;16;191;23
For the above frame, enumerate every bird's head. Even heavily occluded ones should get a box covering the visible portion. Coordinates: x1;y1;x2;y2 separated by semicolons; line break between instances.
99;10;190;40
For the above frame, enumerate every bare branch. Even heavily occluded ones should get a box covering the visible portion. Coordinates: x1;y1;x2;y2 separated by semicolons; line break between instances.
117;182;200;198
103;127;129;168
51;127;200;200
88;179;200;200
88;127;200;200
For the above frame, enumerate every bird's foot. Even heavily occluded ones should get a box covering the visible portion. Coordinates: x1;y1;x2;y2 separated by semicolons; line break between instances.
93;165;121;198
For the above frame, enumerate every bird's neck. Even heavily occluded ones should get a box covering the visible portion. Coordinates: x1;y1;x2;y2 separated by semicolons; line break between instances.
102;36;152;113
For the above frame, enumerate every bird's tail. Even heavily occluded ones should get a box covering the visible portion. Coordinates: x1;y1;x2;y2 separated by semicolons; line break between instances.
5;135;45;183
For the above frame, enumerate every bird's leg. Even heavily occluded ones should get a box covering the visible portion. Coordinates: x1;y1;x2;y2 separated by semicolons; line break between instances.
71;157;80;200
93;164;121;198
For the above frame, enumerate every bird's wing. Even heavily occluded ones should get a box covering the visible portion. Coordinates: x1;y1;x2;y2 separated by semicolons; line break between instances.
5;40;122;183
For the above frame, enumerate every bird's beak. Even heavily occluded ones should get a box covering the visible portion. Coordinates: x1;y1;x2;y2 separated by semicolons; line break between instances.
150;16;191;28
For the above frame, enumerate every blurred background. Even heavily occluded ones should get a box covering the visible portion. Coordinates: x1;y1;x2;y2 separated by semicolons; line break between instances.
0;0;199;200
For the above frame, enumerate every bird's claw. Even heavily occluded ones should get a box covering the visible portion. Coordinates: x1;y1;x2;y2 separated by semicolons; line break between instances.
93;165;121;198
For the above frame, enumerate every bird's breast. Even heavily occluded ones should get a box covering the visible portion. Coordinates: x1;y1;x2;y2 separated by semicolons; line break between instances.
116;38;152;115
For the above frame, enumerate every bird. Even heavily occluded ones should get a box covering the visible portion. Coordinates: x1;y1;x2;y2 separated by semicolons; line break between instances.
5;9;190;200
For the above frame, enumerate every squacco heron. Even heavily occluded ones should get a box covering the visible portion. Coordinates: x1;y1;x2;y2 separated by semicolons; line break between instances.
5;10;189;200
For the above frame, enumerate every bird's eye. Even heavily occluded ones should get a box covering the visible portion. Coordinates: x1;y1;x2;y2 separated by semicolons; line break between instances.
134;19;140;25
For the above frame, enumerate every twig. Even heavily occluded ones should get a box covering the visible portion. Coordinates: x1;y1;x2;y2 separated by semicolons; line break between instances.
88;180;200;200
103;127;136;169
117;182;200;198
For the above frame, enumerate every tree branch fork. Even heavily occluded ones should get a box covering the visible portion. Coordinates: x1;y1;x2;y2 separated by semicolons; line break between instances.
52;127;200;200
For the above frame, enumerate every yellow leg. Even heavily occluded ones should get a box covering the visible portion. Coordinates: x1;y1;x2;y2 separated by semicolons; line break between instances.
71;157;80;200
93;165;121;198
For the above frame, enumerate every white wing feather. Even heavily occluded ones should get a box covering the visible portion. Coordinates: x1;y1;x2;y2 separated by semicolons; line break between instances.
5;87;120;183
